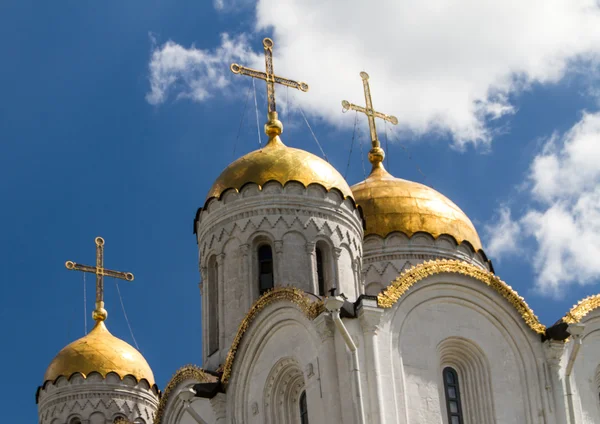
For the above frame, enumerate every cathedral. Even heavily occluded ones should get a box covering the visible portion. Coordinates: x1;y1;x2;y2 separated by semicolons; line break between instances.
36;38;600;424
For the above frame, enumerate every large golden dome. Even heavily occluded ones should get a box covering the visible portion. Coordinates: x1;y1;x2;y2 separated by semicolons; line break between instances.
206;116;353;202
351;163;482;251
44;321;155;385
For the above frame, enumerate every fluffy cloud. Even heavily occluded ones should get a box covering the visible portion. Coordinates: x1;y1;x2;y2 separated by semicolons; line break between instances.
147;0;600;147
486;112;600;295
146;33;259;105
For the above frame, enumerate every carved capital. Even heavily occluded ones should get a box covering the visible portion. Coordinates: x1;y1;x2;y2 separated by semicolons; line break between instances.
200;266;208;281
544;340;566;368
210;392;227;420
358;302;384;334
198;281;204;295
240;243;250;256
216;253;226;265
313;313;335;342
305;242;316;254
333;247;342;259
274;240;284;254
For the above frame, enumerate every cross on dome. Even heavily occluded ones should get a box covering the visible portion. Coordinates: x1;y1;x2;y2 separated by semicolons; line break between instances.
230;37;309;137
65;236;134;323
342;72;398;170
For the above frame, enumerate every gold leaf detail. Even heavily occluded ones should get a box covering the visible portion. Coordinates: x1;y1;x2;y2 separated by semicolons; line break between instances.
377;259;545;334
563;294;600;324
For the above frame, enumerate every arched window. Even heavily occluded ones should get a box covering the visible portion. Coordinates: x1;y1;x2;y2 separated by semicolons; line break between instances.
207;256;219;355
316;247;325;296
443;367;464;424
258;245;274;295
69;418;82;424
299;390;309;424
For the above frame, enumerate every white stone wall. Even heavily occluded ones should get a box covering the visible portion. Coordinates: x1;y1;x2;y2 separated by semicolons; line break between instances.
362;233;492;294
571;309;600;424
37;372;159;424
196;181;363;367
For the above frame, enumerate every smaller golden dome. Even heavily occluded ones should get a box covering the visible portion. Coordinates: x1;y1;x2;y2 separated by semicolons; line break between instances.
44;321;155;386
206;114;353;202
351;164;482;251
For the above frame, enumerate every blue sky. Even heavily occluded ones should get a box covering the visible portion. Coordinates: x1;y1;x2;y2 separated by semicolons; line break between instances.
1;1;600;421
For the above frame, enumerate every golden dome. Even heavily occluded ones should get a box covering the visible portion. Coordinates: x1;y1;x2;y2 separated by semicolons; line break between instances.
44;321;155;386
205;115;353;202
351;163;482;251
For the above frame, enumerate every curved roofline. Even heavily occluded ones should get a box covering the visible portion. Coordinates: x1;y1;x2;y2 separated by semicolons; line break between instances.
193;179;359;235
377;259;545;334
221;287;324;386
563;294;600;324
154;365;218;424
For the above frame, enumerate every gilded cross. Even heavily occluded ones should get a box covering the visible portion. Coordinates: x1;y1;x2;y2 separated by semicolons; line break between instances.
65;237;134;322
342;72;398;150
230;38;309;115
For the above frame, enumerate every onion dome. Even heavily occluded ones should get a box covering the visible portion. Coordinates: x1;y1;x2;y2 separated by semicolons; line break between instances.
44;320;155;385
205;112;353;202
351;147;482;251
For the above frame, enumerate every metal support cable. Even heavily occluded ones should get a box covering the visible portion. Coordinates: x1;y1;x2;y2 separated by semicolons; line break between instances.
114;278;139;350
83;272;87;334
344;110;359;179
252;78;262;147
357;127;367;180
297;104;328;162
232;81;253;159
385;125;429;185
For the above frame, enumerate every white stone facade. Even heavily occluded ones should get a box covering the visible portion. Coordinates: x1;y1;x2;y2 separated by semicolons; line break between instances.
362;232;492;296
195;181;363;368
37;372;159;424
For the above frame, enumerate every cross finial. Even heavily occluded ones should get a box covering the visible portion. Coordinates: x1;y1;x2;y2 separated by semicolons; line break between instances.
342;72;398;171
230;38;309;139
65;237;134;323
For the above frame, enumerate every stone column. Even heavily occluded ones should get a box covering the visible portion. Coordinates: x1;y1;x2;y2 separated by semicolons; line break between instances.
240;244;251;309
358;299;385;424
274;240;284;286
332;247;342;294
544;340;568;424
216;253;225;359
352;257;362;296
306;241;317;293
199;266;207;360
210;392;227;423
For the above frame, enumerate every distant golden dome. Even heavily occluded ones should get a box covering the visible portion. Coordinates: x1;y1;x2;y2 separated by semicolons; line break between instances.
351;164;482;251
206;133;353;202
44;321;155;386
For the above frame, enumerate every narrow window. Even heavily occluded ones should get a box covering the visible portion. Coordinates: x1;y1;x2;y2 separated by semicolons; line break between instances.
316;247;325;296
443;367;464;424
258;245;274;295
299;390;309;424
208;257;219;355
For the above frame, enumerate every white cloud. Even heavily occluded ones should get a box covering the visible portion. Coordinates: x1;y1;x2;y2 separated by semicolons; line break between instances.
486;112;600;296
147;0;600;146
146;33;259;105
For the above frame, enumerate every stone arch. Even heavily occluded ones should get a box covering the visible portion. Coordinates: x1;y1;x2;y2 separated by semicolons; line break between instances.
314;237;335;296
438;337;495;424
263;357;307;424
387;272;548;424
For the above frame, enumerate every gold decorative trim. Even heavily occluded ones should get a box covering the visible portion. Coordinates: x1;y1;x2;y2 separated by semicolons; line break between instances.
563;294;600;324
221;287;324;386
377;259;546;334
154;365;214;424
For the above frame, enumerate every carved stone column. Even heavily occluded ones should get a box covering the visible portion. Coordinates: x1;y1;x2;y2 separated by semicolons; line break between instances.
210;392;227;423
240;243;251;309
306;241;317;294
332;247;342;293
274;240;284;286
216;253;225;358
358;299;385;424
544;340;568;424
352;257;362;296
199;267;207;360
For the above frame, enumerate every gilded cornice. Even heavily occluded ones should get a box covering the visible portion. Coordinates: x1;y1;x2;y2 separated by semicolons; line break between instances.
221;287;324;386
377;259;546;334
563;294;600;324
154;365;214;424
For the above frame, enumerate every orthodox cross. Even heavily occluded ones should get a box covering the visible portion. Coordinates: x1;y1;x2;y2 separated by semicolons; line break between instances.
65;237;134;322
230;38;309;116
342;72;398;150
